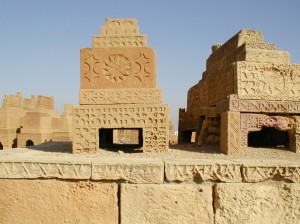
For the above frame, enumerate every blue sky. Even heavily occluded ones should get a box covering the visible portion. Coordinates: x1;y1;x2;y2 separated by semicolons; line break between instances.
1;0;300;130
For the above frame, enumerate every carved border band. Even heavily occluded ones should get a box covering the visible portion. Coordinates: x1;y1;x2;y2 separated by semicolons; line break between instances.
0;161;91;179
80;88;162;105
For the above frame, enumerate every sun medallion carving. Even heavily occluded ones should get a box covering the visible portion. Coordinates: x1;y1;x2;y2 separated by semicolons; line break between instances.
103;54;131;82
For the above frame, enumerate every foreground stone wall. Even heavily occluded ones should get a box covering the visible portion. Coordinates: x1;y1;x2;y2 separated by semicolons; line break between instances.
1;156;299;223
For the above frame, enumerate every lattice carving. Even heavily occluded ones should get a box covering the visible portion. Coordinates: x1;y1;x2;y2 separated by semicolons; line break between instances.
73;104;169;153
220;112;241;154
80;88;162;105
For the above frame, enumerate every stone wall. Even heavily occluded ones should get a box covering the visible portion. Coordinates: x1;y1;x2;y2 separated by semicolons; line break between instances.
1;156;299;223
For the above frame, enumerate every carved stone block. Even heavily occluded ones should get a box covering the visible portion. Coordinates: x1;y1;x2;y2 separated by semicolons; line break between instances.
218;94;300;113
92;158;164;183
120;184;214;224
79;88;162;105
0;161;91;179
242;162;300;183
92;18;147;47
220;111;241;154
240;113;295;151
80;47;156;89
236;61;300;101
73;104;169;153
165;159;242;183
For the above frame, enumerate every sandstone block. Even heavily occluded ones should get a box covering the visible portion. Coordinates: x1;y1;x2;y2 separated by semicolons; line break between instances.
240;160;300;183
236;61;300;101
220;111;241;154
165;159;242;183
0;179;118;224
80;47;156;89
120;184;214;224
215;183;300;224
0;160;91;179
92;158;164;183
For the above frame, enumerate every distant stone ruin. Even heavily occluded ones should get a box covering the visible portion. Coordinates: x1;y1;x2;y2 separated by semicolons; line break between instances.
0;92;73;149
178;29;300;154
73;19;170;153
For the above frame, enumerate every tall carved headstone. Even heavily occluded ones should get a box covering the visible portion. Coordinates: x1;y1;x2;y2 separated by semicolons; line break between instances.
179;29;300;154
73;19;169;153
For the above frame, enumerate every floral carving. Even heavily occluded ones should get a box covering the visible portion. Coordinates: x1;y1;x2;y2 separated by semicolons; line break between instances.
103;54;131;82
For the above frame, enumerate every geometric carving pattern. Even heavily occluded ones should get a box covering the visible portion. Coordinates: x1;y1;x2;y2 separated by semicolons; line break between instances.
92;159;164;183
165;160;242;183
93;36;147;47
237;62;300;101
0;161;91;179
220;112;241;154
242;165;300;183
92;18;147;47
80;88;162;105
217;94;300;113
80;47;156;89
73;104;169;153
103;54;131;82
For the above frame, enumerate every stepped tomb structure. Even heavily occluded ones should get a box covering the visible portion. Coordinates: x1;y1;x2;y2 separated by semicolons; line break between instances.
178;29;300;154
0;92;73;149
73;18;170;153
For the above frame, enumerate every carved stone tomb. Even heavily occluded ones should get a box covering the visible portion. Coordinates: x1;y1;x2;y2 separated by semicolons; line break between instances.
73;19;169;153
178;29;300;154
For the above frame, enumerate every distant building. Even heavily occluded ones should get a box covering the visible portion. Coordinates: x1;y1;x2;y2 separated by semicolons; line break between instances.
0;92;73;149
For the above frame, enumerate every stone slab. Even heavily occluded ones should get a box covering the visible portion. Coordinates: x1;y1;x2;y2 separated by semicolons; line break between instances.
238;159;300;183
0;179;118;224
215;183;300;224
92;158;164;183
165;159;242;183
120;184;213;224
0;158;91;179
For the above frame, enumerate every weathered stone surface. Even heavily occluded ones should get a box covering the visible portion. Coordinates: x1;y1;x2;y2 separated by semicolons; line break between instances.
215;183;300;224
237;62;300;101
0;160;91;179
0;179;118;224
121;184;213;224
165;159;242;183
92;158;164;183
241;160;300;183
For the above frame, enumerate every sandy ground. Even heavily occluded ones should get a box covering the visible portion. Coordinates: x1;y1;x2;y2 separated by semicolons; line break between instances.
1;141;300;161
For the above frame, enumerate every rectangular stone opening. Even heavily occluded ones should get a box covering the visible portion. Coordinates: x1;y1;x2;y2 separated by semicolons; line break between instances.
99;128;143;152
179;130;196;143
248;127;289;149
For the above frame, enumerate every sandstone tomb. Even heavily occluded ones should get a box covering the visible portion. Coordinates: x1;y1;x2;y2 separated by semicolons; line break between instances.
73;19;170;153
178;29;300;154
